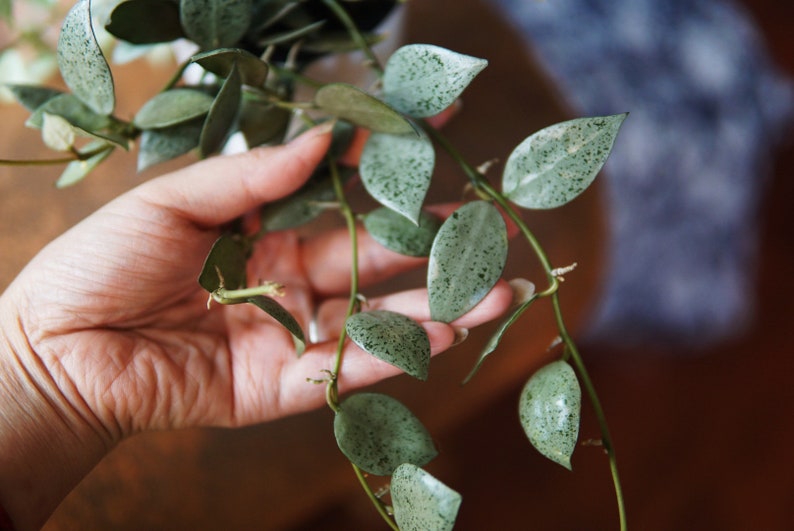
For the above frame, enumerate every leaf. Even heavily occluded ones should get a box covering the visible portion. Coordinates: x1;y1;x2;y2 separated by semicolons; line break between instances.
314;83;415;135
4;84;63;111
137;117;203;171
519;360;581;470
428;201;507;323
259;173;336;232
345;310;430;380
57;0;115;115
383;44;487;118
359;131;434;225
391;464;462;531
200;62;242;157
363;207;441;257
238;98;290;147
105;0;184;44
334;392;437;476
197;233;248;292
503;114;628;209
462;280;537;385
247;296;305;356
56;142;113;188
27;94;128;148
191;48;269;87
180;0;252;50
134;89;215;129
41;113;76;152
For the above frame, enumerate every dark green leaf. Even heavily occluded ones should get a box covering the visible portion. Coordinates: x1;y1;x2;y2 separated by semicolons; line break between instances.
359;131;434;225
238;98;290;147
137;117;203;171
198;234;248;292
56;142;113;188
519;360;581;470
180;0;252;50
345;310;430;380
363;207;441;257
391;464;462;531
134;89;215;129
383;44;487;118
57;0;115;115
247;295;305;356
105;0;184;44
428;201;507;323
200;62;242;156
192;48;269;87
260;174;336;232
503;114;628;209
314;83;414;135
463;280;537;385
4;85;63;112
334;392;437;476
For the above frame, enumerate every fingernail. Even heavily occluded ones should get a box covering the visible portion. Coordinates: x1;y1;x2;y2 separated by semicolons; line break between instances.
451;326;469;346
289;121;335;147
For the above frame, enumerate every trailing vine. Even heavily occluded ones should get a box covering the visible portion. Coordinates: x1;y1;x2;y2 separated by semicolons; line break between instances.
1;0;628;528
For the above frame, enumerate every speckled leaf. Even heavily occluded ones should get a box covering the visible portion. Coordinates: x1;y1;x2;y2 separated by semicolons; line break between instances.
259;174;336;232
105;0;184;44
359;131;434;225
198;234;248;292
314;83;415;135
519;360;581;470
191;48;268;87
56;142;113;188
503;114;628;210
391;464;462;531
345;310;430;380
180;0;252;50
200;62;242;156
428;201;507;323
134;89;214;129
363;207;441;257
383;44;487;118
137;117;203;171
334;393;437;476
57;0;115;115
247;296;305;356
5;84;63;111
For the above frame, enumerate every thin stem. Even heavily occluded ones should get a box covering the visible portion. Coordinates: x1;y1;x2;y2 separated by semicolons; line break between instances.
0;156;79;166
321;0;383;75
425;121;627;531
352;463;399;531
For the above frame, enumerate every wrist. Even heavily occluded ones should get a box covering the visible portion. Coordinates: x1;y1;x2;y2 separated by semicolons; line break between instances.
0;288;110;530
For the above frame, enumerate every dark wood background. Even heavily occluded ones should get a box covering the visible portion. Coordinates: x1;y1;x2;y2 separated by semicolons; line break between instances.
0;0;792;529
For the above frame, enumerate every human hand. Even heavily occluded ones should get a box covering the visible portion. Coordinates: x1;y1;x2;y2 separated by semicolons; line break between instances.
0;123;511;529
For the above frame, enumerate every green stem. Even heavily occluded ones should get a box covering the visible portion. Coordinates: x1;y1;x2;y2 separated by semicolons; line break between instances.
425;121;627;531
321;0;383;75
0;145;112;167
352;463;400;531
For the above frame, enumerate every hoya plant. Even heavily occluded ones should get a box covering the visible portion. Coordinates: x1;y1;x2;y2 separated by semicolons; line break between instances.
1;0;628;528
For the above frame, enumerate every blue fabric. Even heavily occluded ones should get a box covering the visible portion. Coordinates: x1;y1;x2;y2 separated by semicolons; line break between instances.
490;0;793;346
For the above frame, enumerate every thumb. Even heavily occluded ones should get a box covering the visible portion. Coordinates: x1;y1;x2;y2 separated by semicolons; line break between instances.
134;123;334;228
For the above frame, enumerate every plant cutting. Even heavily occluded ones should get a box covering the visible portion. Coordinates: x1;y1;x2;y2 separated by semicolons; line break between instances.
1;0;629;529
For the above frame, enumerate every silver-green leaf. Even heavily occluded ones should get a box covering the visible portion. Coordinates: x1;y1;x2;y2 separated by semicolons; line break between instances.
200;62;242;157
345;310;430;380
56;142;113;188
519;360;581;470
383;44;487;118
428;201;507;323
334;393;437;476
134;89;215;129
503;114;628;209
191;48;268;87
57;0;115;115
314;83;415;135
180;0;252;50
137;117;203;171
359;131;435;225
363;207;440;257
391;464;462;531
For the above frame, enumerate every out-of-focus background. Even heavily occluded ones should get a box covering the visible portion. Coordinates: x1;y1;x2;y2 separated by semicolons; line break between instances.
1;0;793;529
